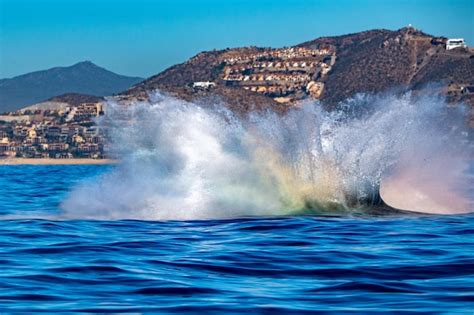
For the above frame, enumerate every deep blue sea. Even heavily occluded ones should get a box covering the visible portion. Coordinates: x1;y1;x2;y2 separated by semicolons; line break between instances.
0;165;472;313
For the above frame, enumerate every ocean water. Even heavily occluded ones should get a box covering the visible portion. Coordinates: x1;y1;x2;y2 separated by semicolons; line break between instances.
0;165;473;313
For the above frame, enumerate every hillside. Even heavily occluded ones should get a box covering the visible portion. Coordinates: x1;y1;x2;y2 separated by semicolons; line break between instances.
122;27;473;113
123;48;286;113
299;27;474;106
46;93;105;107
0;61;143;112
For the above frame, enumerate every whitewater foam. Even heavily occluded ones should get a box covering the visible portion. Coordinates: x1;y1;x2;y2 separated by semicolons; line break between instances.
61;91;472;219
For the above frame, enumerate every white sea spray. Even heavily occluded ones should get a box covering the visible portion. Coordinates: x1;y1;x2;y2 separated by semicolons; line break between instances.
61;91;472;219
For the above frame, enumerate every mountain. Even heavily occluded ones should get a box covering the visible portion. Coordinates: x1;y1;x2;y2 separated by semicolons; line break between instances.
0;61;143;112
122;27;473;114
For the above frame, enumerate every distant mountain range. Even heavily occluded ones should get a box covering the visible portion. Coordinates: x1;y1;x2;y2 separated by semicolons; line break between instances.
0;61;143;112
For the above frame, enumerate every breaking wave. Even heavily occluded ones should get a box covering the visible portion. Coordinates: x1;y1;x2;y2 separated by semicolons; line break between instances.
61;91;472;220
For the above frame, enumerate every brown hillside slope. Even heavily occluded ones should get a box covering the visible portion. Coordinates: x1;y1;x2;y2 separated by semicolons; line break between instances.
299;27;473;106
123;27;473;113
124;47;285;113
47;93;105;106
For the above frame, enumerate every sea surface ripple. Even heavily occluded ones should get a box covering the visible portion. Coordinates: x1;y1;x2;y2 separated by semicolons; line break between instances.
0;165;473;313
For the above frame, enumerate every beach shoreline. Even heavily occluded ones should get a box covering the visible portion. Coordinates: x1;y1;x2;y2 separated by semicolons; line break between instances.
0;158;118;165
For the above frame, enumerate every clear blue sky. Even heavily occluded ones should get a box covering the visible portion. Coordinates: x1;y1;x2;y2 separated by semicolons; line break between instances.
0;0;472;79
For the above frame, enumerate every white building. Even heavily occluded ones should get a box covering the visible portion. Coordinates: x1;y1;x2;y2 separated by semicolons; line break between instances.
446;38;467;50
192;81;216;89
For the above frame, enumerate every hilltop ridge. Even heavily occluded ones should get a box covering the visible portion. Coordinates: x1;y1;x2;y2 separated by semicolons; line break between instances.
122;27;473;113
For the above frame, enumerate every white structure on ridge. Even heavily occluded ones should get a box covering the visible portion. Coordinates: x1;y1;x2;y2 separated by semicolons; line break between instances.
192;81;216;89
446;38;467;50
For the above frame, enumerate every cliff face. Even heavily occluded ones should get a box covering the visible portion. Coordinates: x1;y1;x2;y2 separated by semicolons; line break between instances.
122;27;473;113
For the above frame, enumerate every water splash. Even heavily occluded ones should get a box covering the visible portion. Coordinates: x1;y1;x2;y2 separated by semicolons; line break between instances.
61;91;472;220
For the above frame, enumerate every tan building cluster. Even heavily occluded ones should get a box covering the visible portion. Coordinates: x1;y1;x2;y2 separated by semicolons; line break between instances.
0;102;106;159
223;47;331;65
221;47;335;103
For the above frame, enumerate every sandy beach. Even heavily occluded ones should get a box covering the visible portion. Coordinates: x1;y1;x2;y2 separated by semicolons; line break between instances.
0;158;118;165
